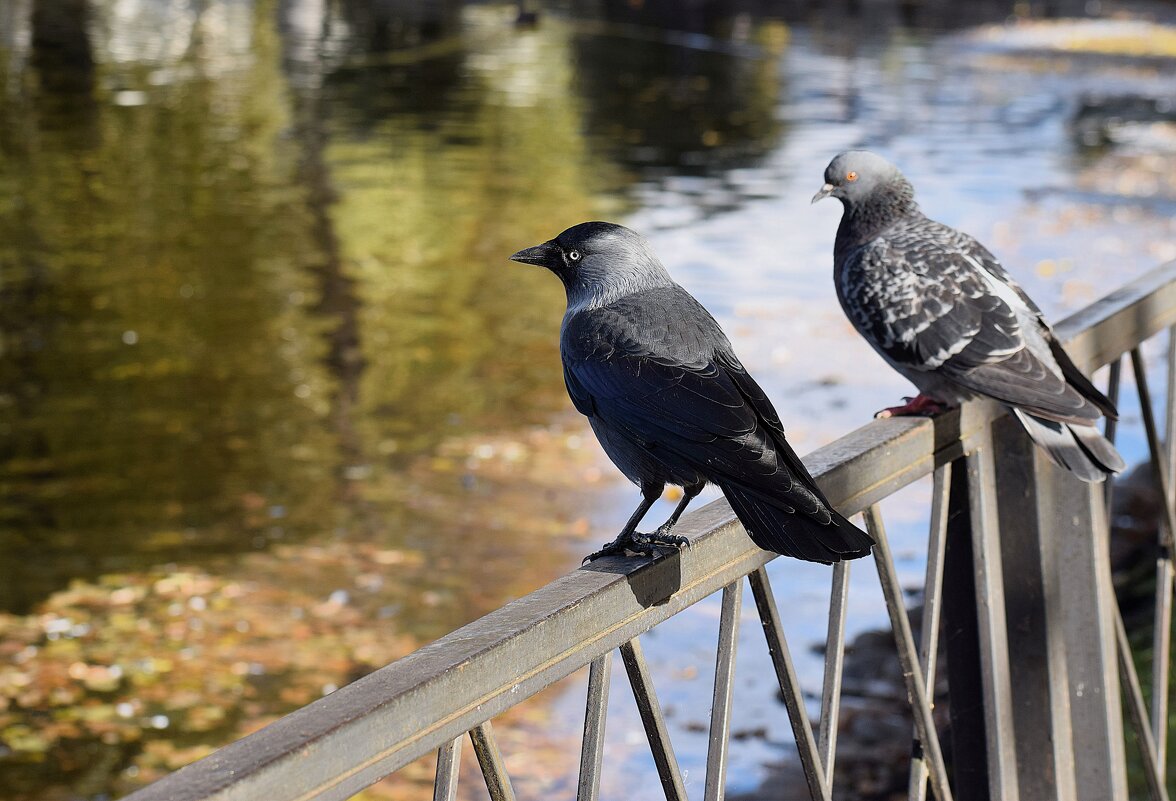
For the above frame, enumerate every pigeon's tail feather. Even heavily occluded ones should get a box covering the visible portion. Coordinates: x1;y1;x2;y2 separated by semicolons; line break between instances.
1047;337;1119;420
1012;409;1125;483
720;484;873;563
1071;420;1127;474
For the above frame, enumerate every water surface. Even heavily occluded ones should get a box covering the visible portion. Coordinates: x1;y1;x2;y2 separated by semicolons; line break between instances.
1;1;1174;798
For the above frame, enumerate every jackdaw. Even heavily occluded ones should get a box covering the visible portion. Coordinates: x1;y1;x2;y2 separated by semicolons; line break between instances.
510;221;873;563
813;150;1124;482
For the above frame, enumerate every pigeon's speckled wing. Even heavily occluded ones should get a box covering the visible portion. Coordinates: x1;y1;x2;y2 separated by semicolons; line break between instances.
838;219;1103;425
561;286;873;562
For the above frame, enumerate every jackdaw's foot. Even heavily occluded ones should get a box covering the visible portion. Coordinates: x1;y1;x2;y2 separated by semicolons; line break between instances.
875;394;948;419
583;528;690;563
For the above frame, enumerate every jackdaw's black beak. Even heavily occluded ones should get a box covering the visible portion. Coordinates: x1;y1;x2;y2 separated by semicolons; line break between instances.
811;183;835;204
509;240;557;267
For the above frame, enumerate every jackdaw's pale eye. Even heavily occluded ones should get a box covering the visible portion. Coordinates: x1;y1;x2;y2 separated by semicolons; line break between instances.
508;220;874;565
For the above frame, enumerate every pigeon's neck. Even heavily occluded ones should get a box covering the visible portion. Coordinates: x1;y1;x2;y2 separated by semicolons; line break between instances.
563;267;675;315
835;182;920;261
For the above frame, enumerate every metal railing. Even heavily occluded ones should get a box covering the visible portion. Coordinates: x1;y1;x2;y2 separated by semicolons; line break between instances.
125;260;1176;801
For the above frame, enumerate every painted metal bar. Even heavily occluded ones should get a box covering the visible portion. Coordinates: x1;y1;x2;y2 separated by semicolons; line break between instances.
1131;347;1176;548
1131;347;1176;770
619;638;688;801
469;721;516;801
1163;327;1176;774
576;654;612;801
748;567;832;801
942;463;992;801
433;737;461;801
704;581;743;801
119;261;1176;801
817;561;850;789
962;441;1021;801
990;415;1079;801
908;464;951;801
1114;609;1172;801
1156;484;1175;770
1105;358;1122;445
863;506;954;801
1104;358;1122;511
1056;476;1129;800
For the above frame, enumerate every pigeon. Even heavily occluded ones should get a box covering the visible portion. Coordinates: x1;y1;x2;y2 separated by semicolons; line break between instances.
509;222;874;563
813;150;1124;483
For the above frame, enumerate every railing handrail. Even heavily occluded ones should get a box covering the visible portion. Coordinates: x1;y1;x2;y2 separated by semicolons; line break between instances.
125;260;1176;801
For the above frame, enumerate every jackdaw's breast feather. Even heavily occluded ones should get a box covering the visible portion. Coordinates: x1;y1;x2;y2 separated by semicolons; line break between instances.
560;294;747;441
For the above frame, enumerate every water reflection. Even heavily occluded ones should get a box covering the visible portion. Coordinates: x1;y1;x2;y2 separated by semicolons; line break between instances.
0;2;627;615
570;13;786;175
0;0;1173;798
1;0;334;612
1;1;631;793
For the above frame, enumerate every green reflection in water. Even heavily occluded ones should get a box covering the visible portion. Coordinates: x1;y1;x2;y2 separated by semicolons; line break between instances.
0;4;626;617
0;2;791;797
0;0;340;614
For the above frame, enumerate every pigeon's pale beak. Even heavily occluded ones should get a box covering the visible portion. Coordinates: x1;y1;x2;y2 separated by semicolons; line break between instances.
811;183;835;204
509;240;557;267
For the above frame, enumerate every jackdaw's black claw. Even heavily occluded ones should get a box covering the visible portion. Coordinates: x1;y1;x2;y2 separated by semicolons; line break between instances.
582;529;689;563
513;220;874;563
650;524;690;547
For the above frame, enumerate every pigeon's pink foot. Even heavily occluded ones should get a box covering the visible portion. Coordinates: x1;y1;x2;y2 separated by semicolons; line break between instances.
875;394;948;419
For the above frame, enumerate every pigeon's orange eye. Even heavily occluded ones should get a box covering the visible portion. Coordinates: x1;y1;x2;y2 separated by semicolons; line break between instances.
846;171;858;182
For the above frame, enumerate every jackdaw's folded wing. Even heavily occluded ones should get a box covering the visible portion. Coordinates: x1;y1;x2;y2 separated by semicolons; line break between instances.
563;305;824;518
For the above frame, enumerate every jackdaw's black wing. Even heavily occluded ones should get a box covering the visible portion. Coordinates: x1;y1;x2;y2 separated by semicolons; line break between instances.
563;287;872;563
841;220;1113;425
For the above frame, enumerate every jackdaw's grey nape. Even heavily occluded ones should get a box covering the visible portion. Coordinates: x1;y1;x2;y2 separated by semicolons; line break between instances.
509;221;874;563
814;150;1124;483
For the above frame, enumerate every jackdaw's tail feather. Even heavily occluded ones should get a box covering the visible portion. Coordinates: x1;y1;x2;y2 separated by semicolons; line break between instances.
1012;409;1125;483
720;485;873;564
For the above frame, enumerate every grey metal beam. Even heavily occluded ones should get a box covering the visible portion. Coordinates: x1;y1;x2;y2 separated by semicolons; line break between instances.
990;415;1077;801
962;438;1021;801
1163;328;1176;773
942;462;991;801
120;260;1176;801
1132;347;1176;773
1132;348;1176;550
704;581;743;801
576;654;612;801
619;638;688;801
433;738;461;801
817;562;849;789
1115;610;1171;801
908;463;950;801
1104;358;1122;511
863;507;954;801
1052;469;1128;800
748;567;832;801
469;721;516;801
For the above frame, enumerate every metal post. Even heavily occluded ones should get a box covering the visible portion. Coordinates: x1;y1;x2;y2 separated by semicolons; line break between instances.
990;415;1078;801
989;415;1127;801
942;457;991;801
940;430;1021;801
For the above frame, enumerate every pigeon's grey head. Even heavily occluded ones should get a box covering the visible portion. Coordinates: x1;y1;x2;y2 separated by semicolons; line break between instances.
811;150;912;208
509;221;674;311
